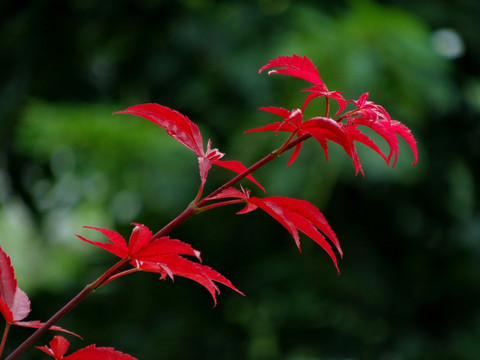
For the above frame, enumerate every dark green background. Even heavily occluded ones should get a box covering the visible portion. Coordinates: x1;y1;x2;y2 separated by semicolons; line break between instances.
1;0;479;359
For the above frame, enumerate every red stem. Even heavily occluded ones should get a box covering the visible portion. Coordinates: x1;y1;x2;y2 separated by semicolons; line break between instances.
200;133;311;203
151;132;311;241
151;205;197;241
5;258;131;360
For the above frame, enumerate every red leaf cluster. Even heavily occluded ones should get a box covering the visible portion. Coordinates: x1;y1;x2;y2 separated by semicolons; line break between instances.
77;223;244;306
251;54;418;175
37;336;137;360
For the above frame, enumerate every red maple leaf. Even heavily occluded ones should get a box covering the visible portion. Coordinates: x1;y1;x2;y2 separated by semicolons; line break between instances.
0;246;79;336
114;104;264;192
77;223;244;306
259;54;347;115
36;335;137;360
206;187;342;273
343;92;418;166
259;54;323;86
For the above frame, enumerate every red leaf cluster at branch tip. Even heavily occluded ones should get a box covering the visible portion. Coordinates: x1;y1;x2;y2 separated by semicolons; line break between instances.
36;336;137;360
0;246;79;336
252;54;418;175
77;223;244;306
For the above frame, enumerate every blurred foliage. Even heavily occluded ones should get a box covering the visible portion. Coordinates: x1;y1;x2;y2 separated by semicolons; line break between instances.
1;0;480;359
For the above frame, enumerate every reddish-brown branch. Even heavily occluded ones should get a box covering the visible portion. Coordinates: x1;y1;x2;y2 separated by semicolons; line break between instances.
151;133;311;241
200;133;311;204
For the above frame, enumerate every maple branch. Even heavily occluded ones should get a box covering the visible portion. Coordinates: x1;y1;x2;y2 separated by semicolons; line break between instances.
5;258;131;360
201;132;311;202
151;133;312;241
151;204;197;241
